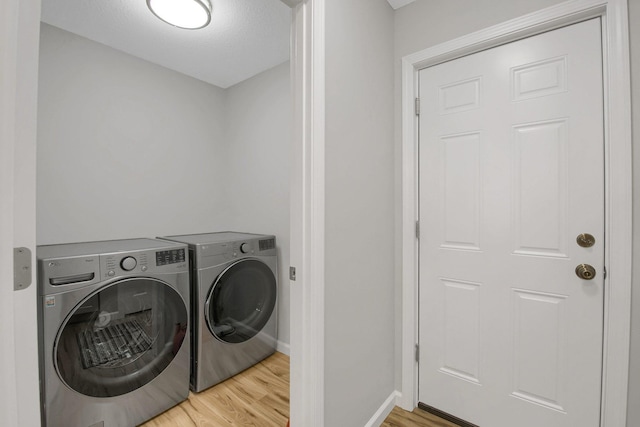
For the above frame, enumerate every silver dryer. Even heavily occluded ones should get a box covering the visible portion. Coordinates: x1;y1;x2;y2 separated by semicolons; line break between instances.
160;232;278;392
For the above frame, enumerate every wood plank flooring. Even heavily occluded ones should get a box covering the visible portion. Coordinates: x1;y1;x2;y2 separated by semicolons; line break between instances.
141;352;455;427
381;406;460;427
140;352;289;427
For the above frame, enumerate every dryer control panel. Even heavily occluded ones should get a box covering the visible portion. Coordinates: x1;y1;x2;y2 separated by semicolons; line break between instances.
190;235;276;269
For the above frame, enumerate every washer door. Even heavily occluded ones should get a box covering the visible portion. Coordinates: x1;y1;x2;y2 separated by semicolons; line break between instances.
54;277;188;398
205;259;277;344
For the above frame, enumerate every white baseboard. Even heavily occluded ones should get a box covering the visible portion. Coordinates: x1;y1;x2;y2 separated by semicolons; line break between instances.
396;389;413;411
276;340;290;356
364;390;401;427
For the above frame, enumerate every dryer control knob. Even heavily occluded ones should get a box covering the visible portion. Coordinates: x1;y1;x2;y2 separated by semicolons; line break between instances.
240;243;250;254
121;256;137;271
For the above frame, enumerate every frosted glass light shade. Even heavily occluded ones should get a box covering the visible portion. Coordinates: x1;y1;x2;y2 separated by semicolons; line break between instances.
147;0;212;29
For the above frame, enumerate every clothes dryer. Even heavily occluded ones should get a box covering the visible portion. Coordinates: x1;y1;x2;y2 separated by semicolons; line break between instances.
160;232;277;392
37;238;190;427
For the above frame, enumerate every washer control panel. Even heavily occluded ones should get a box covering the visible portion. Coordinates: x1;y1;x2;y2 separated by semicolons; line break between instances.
120;256;137;271
104;252;148;278
156;248;186;266
101;247;187;278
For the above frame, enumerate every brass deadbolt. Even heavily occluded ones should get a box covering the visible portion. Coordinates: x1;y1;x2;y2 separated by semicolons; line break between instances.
575;264;596;280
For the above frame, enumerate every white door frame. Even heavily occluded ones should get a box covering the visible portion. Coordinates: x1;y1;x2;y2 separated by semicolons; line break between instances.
400;2;632;427
4;0;324;425
1;0;21;423
1;0;41;425
289;1;326;426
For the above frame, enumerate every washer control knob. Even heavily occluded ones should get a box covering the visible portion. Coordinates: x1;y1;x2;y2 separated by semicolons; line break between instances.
121;256;137;271
240;243;250;254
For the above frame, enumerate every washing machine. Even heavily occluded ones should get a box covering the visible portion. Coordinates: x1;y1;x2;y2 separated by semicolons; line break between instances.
37;238;190;427
160;232;278;392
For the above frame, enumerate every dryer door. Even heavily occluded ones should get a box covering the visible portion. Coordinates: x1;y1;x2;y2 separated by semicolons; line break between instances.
54;277;188;398
205;259;277;344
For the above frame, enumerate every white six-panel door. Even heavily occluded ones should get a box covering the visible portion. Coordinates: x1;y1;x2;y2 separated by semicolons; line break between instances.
418;18;604;427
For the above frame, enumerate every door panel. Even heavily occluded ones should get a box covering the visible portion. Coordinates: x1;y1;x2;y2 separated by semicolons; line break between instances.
511;288;568;411
513;119;569;257
441;132;481;250
418;18;604;427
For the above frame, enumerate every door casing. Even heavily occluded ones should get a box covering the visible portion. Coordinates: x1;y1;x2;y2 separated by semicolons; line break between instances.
400;1;632;427
1;0;40;425
4;1;313;426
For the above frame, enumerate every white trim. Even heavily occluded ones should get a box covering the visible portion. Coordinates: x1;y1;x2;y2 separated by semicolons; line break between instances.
598;1;632;424
399;52;419;411
364;391;400;427
3;0;40;425
290;0;325;426
400;2;632;427
403;0;608;70
0;0;20;423
13;1;40;426
276;340;291;356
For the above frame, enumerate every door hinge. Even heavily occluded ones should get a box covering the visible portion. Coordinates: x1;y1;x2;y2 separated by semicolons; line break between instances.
289;266;296;281
415;221;420;239
415;344;419;363
603;266;607;280
415;97;421;116
14;247;32;291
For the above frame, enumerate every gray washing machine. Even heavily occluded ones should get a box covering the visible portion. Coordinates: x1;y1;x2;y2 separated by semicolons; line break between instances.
37;239;190;427
160;232;278;392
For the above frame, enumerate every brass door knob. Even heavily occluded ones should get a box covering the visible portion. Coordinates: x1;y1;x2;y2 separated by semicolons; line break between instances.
575;264;596;280
576;233;596;248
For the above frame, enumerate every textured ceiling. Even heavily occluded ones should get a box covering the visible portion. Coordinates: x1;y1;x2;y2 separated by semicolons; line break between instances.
40;0;292;89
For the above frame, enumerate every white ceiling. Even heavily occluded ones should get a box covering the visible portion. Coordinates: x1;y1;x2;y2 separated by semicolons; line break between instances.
40;0;292;89
386;0;416;10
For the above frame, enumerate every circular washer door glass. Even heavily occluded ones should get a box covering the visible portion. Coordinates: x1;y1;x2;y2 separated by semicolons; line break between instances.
54;277;188;398
206;259;277;344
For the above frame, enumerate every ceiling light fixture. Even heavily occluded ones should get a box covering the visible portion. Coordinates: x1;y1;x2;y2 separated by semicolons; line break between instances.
147;0;212;30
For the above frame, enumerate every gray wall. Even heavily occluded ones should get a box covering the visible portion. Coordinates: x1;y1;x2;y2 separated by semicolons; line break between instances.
324;0;396;425
394;2;639;426
37;23;229;243
224;61;291;347
37;23;291;348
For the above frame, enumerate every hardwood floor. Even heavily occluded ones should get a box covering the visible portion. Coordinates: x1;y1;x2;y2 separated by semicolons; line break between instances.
141;351;455;427
381;407;460;427
141;352;289;427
